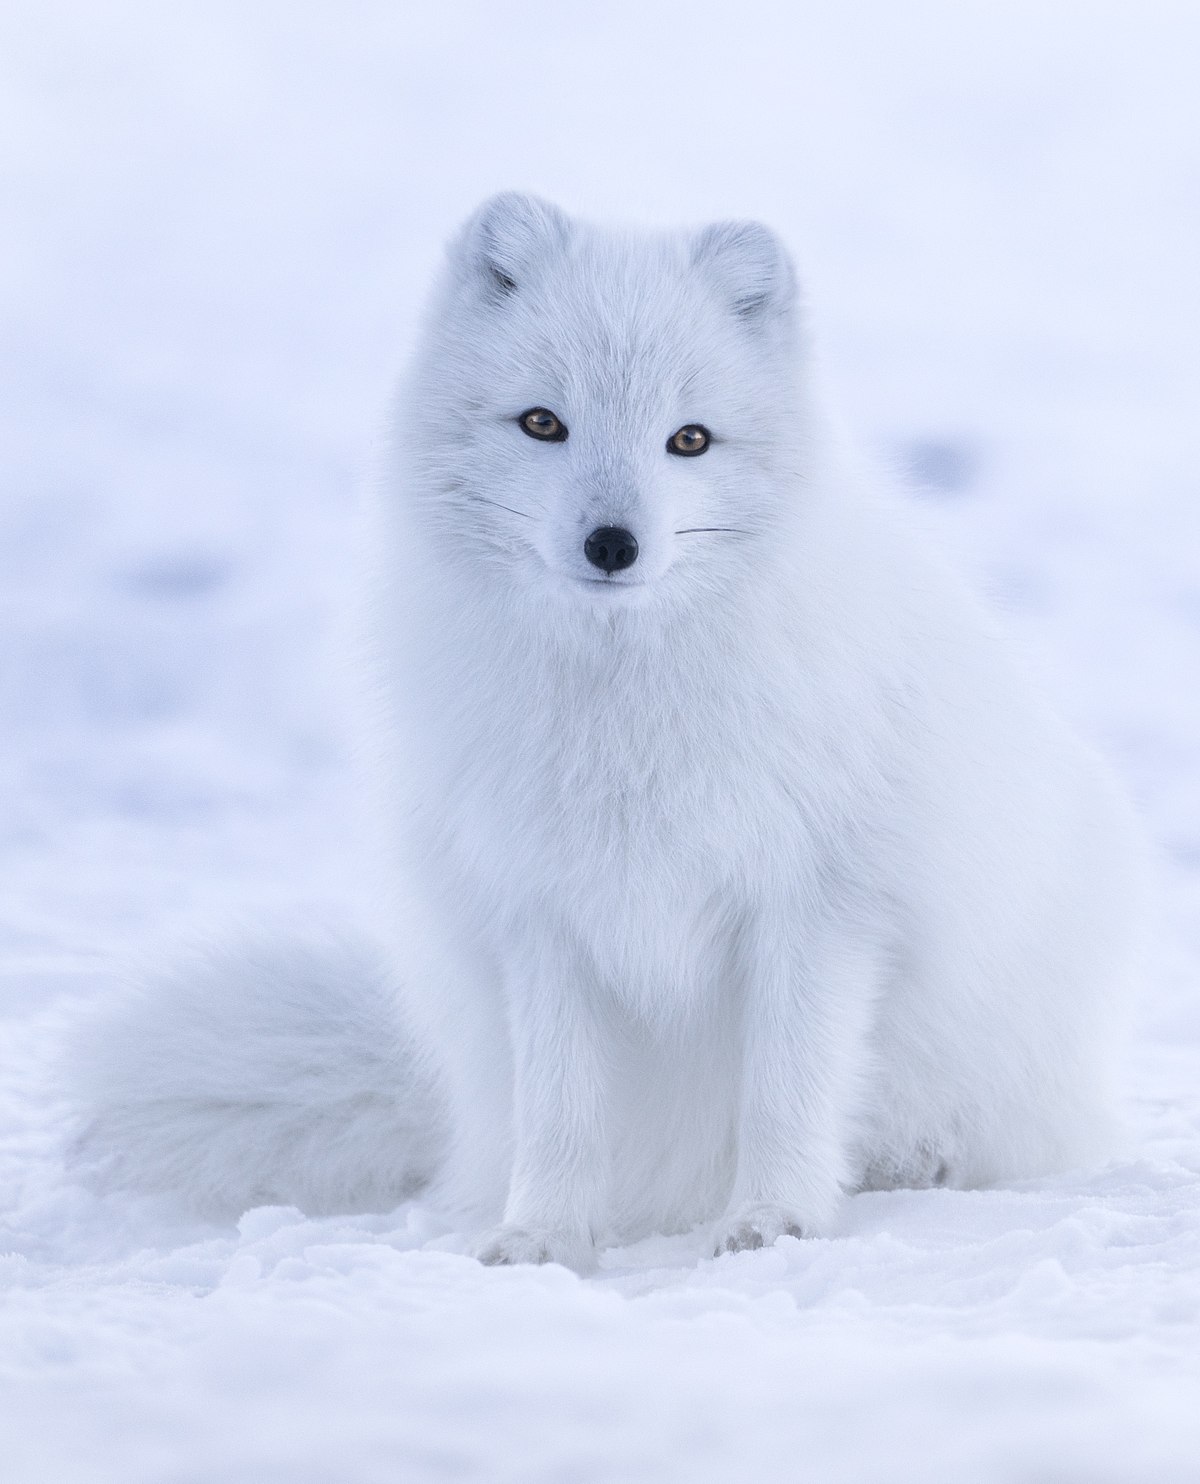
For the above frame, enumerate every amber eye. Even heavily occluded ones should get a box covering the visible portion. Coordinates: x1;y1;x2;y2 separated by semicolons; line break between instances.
668;424;710;456
519;407;568;442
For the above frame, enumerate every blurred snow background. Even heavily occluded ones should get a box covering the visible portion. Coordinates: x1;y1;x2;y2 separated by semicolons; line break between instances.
1;2;1198;1480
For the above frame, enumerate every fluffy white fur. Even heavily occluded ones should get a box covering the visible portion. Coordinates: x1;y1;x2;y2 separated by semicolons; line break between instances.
70;195;1141;1270
69;923;444;1218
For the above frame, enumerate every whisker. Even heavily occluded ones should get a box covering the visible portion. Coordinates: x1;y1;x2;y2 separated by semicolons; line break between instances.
674;526;753;535
471;495;534;520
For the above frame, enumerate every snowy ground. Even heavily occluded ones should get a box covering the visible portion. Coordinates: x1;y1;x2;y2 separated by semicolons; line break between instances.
3;3;1199;1480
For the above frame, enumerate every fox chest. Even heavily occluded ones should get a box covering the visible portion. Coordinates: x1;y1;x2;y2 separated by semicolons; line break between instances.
461;762;751;1005
423;663;851;992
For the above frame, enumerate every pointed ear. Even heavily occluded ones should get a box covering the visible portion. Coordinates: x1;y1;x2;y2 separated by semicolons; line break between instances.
453;192;571;300
691;220;796;322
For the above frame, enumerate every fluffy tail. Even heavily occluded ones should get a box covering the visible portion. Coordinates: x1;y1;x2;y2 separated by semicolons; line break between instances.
66;920;446;1220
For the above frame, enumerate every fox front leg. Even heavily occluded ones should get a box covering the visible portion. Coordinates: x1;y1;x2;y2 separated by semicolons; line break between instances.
474;953;609;1273
715;911;881;1255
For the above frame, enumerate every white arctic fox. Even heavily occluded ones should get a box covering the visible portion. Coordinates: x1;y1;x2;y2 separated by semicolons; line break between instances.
72;194;1140;1270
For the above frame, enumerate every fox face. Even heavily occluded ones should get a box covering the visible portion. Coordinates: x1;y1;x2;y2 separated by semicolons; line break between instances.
406;193;806;605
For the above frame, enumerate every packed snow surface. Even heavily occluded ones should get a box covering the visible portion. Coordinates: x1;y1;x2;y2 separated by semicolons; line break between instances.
2;3;1199;1480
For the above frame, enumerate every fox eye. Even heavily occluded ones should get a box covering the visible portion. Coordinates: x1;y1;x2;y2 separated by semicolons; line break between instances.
519;407;568;442
668;424;710;456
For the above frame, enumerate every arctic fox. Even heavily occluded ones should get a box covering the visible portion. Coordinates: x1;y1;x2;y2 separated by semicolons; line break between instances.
72;194;1140;1270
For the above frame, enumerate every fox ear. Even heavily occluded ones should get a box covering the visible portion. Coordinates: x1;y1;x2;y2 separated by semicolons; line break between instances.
691;220;796;322
455;192;571;300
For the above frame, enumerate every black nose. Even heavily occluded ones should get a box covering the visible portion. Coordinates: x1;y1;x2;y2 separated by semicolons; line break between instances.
584;526;638;574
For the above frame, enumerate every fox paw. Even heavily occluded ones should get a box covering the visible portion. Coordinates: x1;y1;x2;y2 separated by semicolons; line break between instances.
714;1202;819;1255
473;1225;594;1273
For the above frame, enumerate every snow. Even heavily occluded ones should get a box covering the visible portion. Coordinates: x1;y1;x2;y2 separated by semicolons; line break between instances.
3;3;1199;1480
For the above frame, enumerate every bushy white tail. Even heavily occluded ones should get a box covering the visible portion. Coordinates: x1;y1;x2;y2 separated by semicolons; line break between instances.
67;921;445;1220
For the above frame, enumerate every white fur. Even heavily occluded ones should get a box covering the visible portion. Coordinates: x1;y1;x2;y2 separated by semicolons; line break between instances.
68;922;444;1218
71;195;1141;1269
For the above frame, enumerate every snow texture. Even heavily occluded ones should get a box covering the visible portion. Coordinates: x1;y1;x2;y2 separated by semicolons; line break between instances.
2;3;1199;1481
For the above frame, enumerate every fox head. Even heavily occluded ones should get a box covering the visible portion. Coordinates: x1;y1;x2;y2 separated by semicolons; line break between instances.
400;193;807;606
